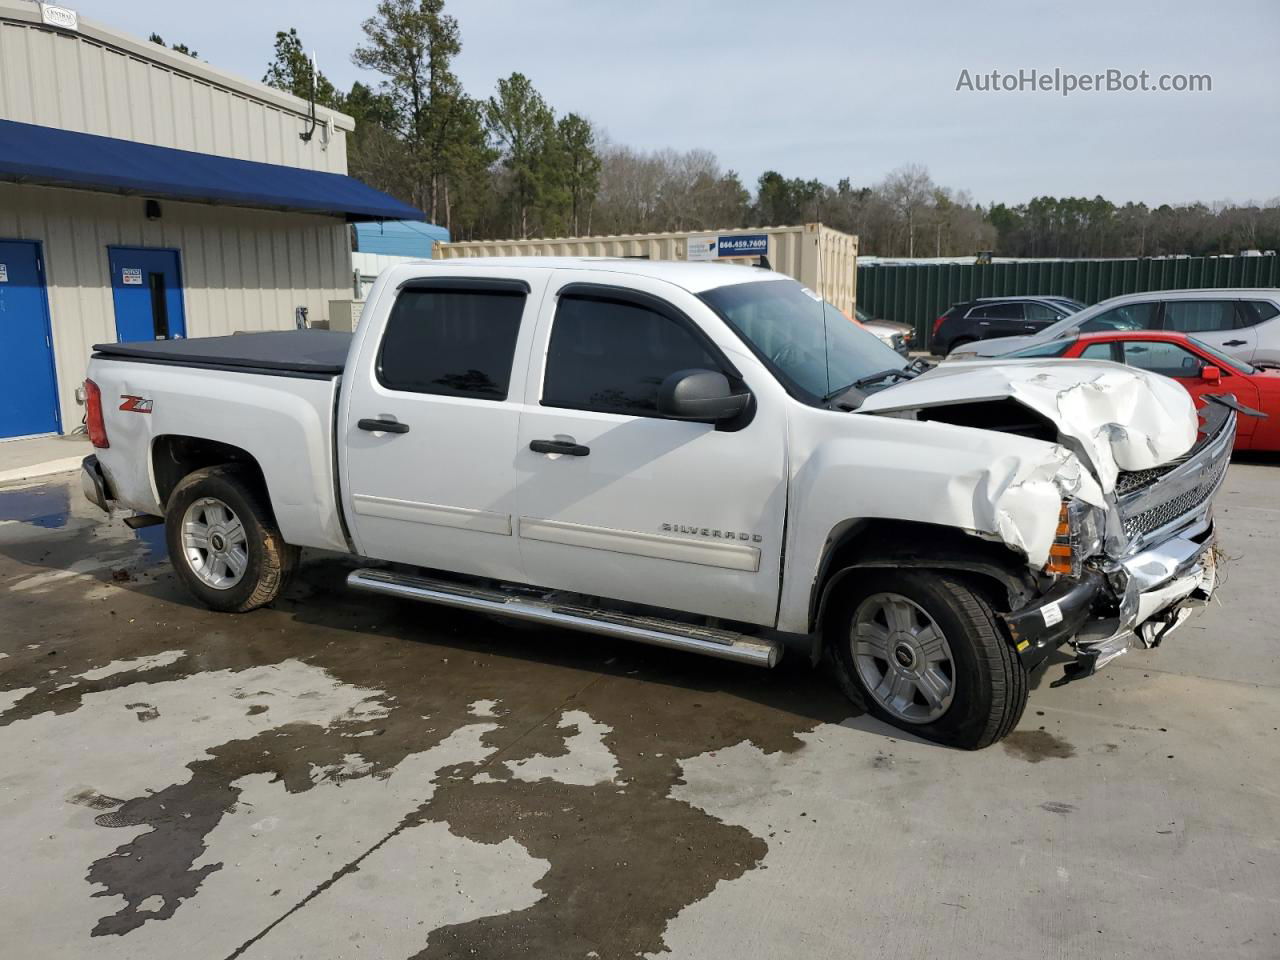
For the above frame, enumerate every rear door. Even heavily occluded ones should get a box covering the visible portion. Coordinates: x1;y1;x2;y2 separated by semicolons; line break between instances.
108;247;187;342
968;301;1025;340
341;273;547;582
1159;299;1254;361
0;239;60;438
512;272;788;625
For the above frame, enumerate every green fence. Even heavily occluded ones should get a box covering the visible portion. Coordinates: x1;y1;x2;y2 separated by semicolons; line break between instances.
856;255;1280;348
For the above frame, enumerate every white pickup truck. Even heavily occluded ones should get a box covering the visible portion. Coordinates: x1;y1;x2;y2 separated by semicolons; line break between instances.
80;258;1232;749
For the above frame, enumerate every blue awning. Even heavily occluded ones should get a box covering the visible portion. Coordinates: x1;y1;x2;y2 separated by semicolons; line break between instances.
0;118;424;222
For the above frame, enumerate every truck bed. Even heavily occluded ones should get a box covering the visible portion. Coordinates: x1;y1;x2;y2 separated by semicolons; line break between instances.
92;330;351;378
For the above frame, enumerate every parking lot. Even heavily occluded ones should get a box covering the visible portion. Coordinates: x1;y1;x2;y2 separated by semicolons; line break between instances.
1;463;1277;960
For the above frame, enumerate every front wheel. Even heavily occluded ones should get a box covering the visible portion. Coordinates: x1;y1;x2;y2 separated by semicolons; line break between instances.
165;465;299;613
828;571;1027;749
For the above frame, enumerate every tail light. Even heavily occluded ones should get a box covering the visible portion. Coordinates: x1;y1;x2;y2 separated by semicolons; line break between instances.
85;379;109;448
932;314;947;340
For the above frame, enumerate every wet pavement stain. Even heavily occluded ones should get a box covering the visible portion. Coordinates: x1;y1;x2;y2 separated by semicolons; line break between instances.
1002;729;1077;762
0;484;70;529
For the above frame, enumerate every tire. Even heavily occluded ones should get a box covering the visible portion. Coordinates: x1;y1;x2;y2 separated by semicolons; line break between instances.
827;570;1027;750
946;337;975;357
164;465;299;613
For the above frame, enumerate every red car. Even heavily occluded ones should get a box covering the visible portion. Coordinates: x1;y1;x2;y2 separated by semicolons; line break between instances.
1007;330;1280;451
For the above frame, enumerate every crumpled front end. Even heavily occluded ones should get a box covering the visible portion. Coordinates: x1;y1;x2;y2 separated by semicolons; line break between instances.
1004;400;1233;683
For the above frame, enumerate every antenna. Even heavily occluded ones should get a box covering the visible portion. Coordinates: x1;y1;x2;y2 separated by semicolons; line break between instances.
299;51;318;142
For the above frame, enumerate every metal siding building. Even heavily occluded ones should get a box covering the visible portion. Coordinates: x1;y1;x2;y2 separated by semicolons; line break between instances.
0;2;419;439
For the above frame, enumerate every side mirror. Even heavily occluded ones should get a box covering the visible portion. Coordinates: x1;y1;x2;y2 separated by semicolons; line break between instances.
1201;364;1222;384
658;369;751;422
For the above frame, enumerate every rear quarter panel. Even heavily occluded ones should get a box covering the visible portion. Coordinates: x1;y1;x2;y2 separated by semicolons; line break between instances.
87;358;348;553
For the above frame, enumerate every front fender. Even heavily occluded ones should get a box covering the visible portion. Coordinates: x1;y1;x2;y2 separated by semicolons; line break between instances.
776;411;1103;634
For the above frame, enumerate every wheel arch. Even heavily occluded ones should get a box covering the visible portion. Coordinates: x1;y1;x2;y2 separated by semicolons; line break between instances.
152;435;270;512
808;518;1040;638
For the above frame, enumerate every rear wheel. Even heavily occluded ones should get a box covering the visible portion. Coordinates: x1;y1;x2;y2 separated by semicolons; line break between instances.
946;336;976;356
828;571;1027;749
165;465;299;613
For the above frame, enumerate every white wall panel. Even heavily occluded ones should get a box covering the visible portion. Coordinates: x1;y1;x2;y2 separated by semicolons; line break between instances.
0;183;351;431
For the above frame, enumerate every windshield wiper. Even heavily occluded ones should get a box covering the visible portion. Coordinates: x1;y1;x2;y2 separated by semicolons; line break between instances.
822;367;913;402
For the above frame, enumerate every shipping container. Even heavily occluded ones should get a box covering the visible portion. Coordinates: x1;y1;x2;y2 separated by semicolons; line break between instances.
437;223;859;314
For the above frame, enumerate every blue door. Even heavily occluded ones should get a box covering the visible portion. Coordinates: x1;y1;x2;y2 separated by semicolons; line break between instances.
0;240;61;439
108;247;186;343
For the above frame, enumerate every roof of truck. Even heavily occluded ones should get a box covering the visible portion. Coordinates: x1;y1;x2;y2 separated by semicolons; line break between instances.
387;257;793;294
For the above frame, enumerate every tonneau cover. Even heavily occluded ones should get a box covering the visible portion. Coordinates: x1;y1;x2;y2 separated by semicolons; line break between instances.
93;330;352;376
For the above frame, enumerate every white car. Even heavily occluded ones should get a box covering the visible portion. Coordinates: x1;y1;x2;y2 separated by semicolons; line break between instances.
949;288;1280;365
80;258;1229;749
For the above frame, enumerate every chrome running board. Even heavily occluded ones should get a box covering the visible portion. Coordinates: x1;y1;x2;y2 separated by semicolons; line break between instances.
346;567;782;668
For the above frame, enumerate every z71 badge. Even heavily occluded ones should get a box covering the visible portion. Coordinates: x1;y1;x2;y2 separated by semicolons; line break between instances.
119;395;153;413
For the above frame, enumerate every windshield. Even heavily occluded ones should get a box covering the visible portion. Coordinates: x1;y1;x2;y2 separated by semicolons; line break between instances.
700;279;908;402
1191;336;1256;374
1049;298;1085;313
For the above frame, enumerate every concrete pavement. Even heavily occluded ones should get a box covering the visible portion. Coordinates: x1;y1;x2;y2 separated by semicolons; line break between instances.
0;464;1277;959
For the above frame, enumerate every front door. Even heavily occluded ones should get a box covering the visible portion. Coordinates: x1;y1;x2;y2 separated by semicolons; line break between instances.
0;240;60;439
341;272;548;583
513;273;788;625
108;247;187;342
1120;338;1261;447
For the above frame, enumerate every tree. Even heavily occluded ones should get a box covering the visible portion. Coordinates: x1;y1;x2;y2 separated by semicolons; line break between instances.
880;164;934;256
555;113;601;235
485;73;554;238
263;28;340;108
148;33;197;58
353;0;464;220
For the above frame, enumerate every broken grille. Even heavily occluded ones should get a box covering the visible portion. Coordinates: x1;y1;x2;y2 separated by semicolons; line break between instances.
1120;449;1230;539
1114;464;1176;496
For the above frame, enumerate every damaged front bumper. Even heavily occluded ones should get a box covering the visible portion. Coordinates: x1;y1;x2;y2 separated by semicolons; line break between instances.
1001;403;1234;684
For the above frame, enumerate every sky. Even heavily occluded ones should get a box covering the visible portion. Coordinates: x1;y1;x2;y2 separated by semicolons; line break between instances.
75;0;1280;208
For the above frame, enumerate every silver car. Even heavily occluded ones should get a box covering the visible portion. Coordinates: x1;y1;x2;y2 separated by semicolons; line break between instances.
948;289;1280;366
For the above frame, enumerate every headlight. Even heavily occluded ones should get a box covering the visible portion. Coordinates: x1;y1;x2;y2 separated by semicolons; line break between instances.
1044;498;1105;578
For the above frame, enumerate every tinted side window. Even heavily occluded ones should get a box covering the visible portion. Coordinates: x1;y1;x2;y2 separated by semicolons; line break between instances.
1024;302;1063;321
543;296;721;416
1122;340;1203;378
1080;302;1157;332
1162;300;1238;333
378;289;524;399
1079;342;1115;360
969;302;1023;320
1241;300;1280;326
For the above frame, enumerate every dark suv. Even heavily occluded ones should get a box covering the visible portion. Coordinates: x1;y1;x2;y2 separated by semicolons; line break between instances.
931;296;1083;355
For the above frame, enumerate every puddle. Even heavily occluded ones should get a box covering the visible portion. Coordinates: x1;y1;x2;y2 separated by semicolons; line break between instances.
0;485;70;529
132;523;168;561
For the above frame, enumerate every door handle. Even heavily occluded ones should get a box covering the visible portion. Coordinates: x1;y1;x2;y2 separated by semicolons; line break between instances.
1223;339;1247;347
530;439;590;457
358;417;410;434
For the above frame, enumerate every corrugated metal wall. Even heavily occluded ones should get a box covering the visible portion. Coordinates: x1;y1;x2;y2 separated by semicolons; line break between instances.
858;255;1280;347
0;6;349;172
439;224;859;313
0;183;350;430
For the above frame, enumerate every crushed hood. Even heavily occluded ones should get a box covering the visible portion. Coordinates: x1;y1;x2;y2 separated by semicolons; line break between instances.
859;358;1199;491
